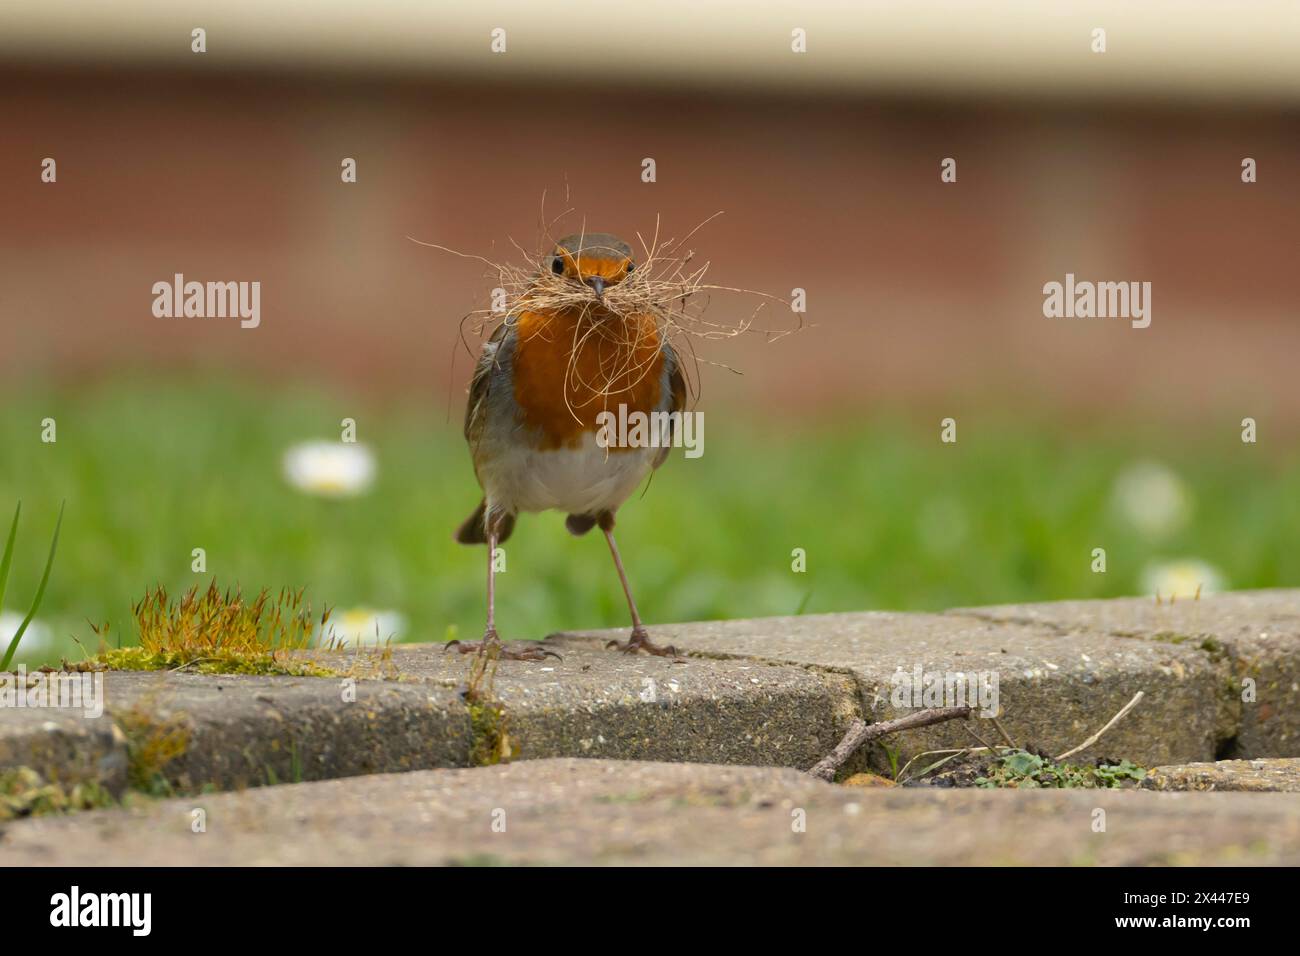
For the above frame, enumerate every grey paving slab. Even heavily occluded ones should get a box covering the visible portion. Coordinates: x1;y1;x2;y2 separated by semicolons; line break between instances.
551;610;1231;768
954;589;1300;756
6;589;1298;803
2;645;857;794
0;708;127;796
3;758;1298;866
1143;757;1300;792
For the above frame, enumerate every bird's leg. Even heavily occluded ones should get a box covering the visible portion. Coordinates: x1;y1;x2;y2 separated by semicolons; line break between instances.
445;517;559;662
599;512;680;658
485;526;498;640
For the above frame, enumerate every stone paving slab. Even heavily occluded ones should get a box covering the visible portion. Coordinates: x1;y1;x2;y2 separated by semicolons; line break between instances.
3;758;1299;866
551;610;1231;769
2;670;471;794
1143;757;1300;793
953;589;1300;756
6;590;1297;798
1;645;855;795
0;709;127;796
369;643;856;768
111;669;472;791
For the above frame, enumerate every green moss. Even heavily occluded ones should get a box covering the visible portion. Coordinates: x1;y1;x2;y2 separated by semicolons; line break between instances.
466;700;517;767
461;645;519;767
0;766;116;820
79;580;342;678
1144;630;1232;661
114;703;192;796
1197;637;1233;667
97;645;338;678
1;706;199;818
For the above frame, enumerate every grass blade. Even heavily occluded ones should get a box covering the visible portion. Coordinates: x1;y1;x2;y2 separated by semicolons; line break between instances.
0;501;64;671
0;502;19;614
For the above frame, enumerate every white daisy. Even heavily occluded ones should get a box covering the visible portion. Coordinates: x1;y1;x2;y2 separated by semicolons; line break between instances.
322;607;405;648
1140;559;1226;600
283;442;376;498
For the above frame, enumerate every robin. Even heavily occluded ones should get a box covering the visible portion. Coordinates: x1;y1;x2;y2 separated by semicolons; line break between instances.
449;232;685;660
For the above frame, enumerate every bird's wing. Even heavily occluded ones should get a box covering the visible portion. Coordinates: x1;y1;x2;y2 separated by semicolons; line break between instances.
464;320;513;449
653;336;688;470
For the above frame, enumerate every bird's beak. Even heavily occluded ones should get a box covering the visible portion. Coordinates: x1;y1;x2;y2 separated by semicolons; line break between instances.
588;276;606;299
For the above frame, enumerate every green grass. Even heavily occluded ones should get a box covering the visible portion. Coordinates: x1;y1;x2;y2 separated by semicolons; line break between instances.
2;376;1299;666
0;500;64;669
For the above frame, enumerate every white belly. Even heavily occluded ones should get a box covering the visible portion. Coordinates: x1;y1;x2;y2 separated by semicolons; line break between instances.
481;432;659;516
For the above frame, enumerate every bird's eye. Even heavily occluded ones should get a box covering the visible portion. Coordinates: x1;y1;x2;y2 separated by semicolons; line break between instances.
550;257;565;276
626;262;635;274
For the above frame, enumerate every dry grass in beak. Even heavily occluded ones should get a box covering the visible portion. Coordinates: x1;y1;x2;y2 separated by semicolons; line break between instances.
411;215;805;409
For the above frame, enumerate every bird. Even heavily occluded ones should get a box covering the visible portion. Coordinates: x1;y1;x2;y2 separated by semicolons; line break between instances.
449;232;686;660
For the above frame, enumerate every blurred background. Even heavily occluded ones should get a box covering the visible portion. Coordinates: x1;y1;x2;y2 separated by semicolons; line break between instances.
2;1;1299;664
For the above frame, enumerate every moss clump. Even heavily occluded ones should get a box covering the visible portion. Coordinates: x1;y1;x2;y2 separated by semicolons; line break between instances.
0;766;116;820
114;703;192;795
1146;632;1231;665
98;645;336;677
83;580;341;677
1;705;199;815
461;645;518;767
1197;636;1232;666
467;700;516;766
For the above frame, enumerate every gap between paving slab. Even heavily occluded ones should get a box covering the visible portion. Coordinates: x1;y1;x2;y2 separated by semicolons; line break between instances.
4;758;1300;866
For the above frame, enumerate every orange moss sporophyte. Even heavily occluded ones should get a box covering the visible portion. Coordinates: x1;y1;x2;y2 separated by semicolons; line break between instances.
90;580;340;677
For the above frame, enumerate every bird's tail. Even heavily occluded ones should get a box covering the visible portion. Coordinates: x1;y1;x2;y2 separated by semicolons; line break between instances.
454;500;515;545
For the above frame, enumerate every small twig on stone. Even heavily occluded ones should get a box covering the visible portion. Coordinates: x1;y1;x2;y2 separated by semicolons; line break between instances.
1054;690;1144;762
962;723;1001;755
807;706;972;782
990;716;1018;749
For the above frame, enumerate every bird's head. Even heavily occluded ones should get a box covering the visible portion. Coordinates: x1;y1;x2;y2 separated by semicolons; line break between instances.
545;233;635;300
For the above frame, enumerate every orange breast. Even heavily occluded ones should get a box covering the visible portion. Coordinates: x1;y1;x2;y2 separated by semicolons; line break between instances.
512;306;664;450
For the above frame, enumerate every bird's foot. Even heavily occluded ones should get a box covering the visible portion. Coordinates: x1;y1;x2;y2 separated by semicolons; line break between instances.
605;626;682;659
445;628;562;662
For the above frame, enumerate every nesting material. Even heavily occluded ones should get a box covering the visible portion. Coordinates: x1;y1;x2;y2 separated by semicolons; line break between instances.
414;218;802;406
